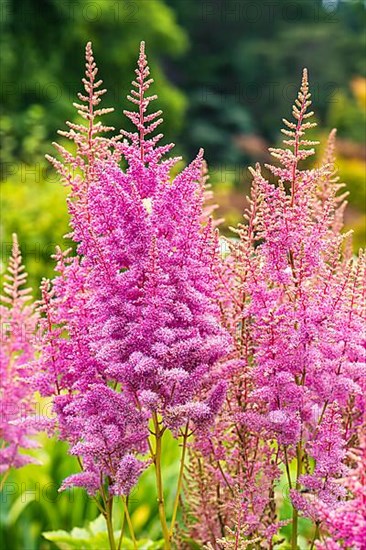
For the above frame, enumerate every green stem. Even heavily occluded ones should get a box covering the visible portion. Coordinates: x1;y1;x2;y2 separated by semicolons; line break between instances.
152;413;171;550
121;496;137;550
169;423;189;538
105;497;117;550
117;499;127;550
283;445;292;490
291;444;302;550
92;495;106;516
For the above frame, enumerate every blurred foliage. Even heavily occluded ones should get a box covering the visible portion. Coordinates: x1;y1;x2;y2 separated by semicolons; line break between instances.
0;0;188;167
0;159;70;294
326;77;366;247
0;435;96;550
43;522;163;550
166;0;366;165
328;90;366;143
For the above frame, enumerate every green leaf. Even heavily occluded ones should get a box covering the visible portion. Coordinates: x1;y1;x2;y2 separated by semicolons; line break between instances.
42;517;164;550
88;514;107;535
42;528;94;549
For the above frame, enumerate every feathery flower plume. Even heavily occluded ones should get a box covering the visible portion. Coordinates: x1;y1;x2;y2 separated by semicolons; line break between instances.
37;42;229;548
240;70;364;547
183;70;365;549
0;234;38;485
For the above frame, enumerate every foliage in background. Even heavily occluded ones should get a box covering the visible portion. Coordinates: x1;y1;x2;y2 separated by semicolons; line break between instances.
0;0;187;167
0;166;69;293
166;0;365;165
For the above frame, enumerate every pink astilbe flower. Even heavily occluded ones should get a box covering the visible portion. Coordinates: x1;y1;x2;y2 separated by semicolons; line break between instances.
37;40;229;509
239;72;365;504
183;70;365;548
234;70;365;517
45;41;122;236
290;407;347;518
0;234;38;478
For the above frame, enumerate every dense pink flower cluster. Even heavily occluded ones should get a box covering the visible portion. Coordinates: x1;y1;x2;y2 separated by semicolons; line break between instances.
0;234;38;475
183;71;365;548
37;42;229;497
234;71;365;517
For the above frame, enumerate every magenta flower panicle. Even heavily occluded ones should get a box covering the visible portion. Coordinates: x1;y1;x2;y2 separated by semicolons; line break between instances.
0;234;38;481
183;69;365;549
37;42;229;550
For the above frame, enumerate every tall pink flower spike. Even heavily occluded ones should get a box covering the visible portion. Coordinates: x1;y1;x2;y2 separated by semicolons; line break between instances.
183;70;366;548
37;41;230;539
0;234;38;485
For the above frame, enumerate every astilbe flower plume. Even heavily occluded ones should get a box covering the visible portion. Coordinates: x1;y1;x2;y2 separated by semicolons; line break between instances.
183;70;365;549
36;41;229;545
236;70;365;544
0;234;38;484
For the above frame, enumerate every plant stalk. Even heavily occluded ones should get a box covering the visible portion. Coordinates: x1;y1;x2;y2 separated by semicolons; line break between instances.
291;443;302;550
169;422;189;538
105;496;117;550
117;498;127;550
310;521;320;550
152;413;171;549
120;496;137;550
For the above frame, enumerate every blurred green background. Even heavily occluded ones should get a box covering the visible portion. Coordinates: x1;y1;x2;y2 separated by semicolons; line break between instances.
1;0;365;548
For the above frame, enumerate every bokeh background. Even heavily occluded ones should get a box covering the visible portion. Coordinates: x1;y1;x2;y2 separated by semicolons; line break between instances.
1;0;365;548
